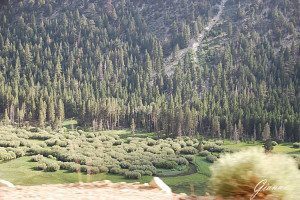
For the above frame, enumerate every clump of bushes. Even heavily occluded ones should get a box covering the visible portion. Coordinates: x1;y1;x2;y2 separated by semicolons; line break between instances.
0;140;21;148
0;149;16;161
34;160;60;172
109;166;123;174
124;171;142;179
293;142;300;148
45;161;60;172
205;154;217;163
175;157;189;165
182;155;195;162
203;143;224;153
154;160;178;169
179;146;198;155
98;166;109;173
199;150;211;157
209;148;300;199
35;162;47;171
30;154;44;162
6;147;25;157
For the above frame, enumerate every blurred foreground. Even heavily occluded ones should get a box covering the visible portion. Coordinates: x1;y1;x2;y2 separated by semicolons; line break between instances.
0;180;211;200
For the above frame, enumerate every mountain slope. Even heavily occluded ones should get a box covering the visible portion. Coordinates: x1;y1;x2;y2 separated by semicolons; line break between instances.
0;0;299;141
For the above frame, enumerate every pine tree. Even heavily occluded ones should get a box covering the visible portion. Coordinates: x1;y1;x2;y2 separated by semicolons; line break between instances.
233;124;239;142
277;123;285;142
3;108;10;125
57;99;65;125
262;123;271;141
130;118;136;135
38;97;47;127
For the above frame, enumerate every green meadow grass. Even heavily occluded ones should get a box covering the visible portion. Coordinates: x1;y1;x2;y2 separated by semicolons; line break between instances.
0;156;211;195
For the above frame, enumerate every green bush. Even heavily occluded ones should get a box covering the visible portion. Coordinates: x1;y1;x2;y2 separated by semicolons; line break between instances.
80;165;88;172
179;146;198;155
162;147;175;155
30;154;44;162
154;160;177;169
45;161;60;172
0;140;21;148
87;166;100;174
29;132;52;140
120;161;131;169
215;140;224;145
129;165;157;174
45;138;57;146
199;150;211;157
113;140;122;146
98;166;109;173
175;157;189;165
109;166;123;174
203;143;224;153
124;171;142;179
182;155;195;162
205;154;218;163
293;142;300;148
6;147;25;157
35;162;47;171
63;162;81;172
0;150;16;161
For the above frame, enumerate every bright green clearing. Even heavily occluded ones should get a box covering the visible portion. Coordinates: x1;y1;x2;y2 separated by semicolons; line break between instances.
223;140;300;155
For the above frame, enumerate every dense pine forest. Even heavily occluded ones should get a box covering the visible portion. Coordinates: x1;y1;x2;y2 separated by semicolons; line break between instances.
0;0;299;141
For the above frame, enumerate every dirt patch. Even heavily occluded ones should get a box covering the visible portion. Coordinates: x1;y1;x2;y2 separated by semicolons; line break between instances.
0;181;211;200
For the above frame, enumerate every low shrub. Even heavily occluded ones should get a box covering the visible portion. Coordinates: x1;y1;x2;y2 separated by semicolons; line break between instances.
162;147;175;155
203;143;224;153
271;141;278;146
30;154;44;162
45;138;57;146
109;167;123;174
120;161;131;169
0;140;21;148
154;160;177;169
80;165;88;172
215;140;224;146
129;165;157;174
113;140;122;146
45;161;60;172
29;132;52;140
98;166;109;173
175;157;189;165
64;162;81;172
124;171;142;179
48;155;56;160
182;155;195;162
35;162;47;171
199;150;211;157
179;146;198;155
0;150;16;161
6;147;25;157
87;166;100;174
293;142;300;148
205;154;218;163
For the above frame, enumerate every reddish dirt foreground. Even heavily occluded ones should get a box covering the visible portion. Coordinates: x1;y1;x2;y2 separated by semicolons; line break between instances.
0;181;211;200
